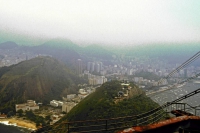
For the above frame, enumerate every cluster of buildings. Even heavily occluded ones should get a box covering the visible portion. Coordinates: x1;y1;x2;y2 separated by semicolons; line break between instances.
112;56;197;77
76;59;105;77
48;87;95;124
14;86;97;125
0;48;37;67
75;56;200;89
15;100;39;112
82;70;107;85
87;61;103;73
88;76;107;85
48;86;97;124
50;100;64;107
50;87;96;112
15;100;69;125
49;100;77;114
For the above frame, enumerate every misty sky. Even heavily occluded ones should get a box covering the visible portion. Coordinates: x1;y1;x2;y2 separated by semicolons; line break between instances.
0;0;200;46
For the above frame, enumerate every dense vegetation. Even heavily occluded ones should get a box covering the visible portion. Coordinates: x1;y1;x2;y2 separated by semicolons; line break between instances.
62;81;159;121
47;81;161;132
52;81;159;133
17;109;48;127
0;56;86;114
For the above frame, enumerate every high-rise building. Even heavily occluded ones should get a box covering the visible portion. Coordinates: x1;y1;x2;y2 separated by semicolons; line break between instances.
99;62;103;70
91;62;95;72
95;63;100;73
87;62;91;71
77;59;82;76
62;102;76;113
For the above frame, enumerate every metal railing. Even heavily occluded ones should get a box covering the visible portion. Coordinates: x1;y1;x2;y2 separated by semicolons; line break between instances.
35;110;166;133
32;88;200;133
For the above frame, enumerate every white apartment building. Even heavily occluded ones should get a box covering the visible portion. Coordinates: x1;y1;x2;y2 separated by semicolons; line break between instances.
15;100;39;112
62;102;76;113
50;100;63;107
88;76;107;85
67;94;76;100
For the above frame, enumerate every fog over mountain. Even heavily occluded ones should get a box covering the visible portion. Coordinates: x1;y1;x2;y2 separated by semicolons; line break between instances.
1;0;200;46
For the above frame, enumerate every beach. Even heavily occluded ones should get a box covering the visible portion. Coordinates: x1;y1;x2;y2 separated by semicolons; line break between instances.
0;117;37;131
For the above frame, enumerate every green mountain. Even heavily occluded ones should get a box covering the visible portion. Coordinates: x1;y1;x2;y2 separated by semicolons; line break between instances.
53;81;159;132
0;56;85;113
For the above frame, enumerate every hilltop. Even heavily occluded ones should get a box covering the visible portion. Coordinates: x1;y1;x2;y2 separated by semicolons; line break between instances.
0;56;86;113
52;81;160;132
65;81;158;120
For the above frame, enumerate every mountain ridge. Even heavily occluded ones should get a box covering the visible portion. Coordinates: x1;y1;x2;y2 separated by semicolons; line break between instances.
0;41;200;65
0;56;86;113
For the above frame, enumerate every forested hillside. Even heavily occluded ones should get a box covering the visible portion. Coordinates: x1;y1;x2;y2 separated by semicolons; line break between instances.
0;56;86;113
52;81;160;132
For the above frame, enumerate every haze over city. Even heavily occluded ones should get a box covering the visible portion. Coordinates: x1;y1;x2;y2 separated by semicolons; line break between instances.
1;0;200;46
1;1;200;133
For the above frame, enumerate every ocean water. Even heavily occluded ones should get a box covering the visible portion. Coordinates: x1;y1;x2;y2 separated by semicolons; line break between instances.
0;123;32;133
150;82;200;115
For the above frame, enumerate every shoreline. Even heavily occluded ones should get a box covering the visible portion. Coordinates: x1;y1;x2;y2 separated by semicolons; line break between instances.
0;117;37;131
